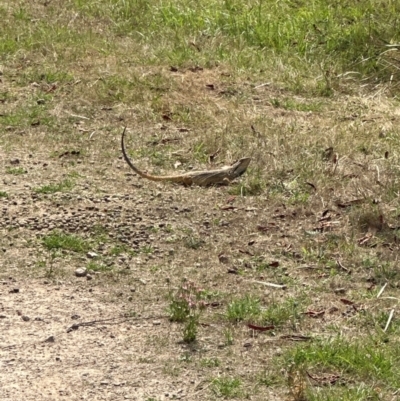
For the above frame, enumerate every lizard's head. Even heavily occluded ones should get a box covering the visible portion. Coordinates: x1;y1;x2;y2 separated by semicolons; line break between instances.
233;157;251;176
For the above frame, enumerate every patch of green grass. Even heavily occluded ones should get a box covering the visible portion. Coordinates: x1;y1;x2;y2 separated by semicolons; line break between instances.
94;75;163;105
34;179;74;194
373;261;400;283
0;191;9;198
271;98;324;112
305;385;382;401
257;370;282;387
160;224;174;233
25;70;75;86
109;245;127;256
150;265;161;273
42;231;90;253
262;298;303;328
2;0;400;98
229;169;265;196
0;104;56;128
67;171;82;179
162;362;181;377
138;357;155;364
285;335;400;388
184;235;205;250
86;261;112;272
200;358;221;368
360;257;400;284
226;295;303;327
223;327;234;346
226;295;261;323
211;377;242;398
107;242;138;257
6;166;26;175
99;0;400;88
179;352;193;363
140;245;154;254
192;142;209;163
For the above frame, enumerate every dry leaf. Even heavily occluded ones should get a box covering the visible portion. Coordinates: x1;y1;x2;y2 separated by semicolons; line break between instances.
303;310;325;318
269;261;280;267
239;249;254;256
257;223;277;232
220;205;236;211
306;182;317;191
280;335;311;341
247;323;274;331
358;233;373;245
336;259;350;272
340;298;354;305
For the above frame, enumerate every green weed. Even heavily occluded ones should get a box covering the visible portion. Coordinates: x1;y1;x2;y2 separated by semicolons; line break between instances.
86;261;112;272
34;179;74;194
211;377;242;398
226;295;261;323
200;358;221;368
168;280;207;343
42;231;90;253
6;166;26;175
184;235;205;250
285;335;400;387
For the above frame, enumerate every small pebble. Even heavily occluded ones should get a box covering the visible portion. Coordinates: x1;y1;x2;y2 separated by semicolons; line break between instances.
75;268;87;277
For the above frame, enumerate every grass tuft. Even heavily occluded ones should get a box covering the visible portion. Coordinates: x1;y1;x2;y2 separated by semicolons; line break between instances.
6;166;26;175
34;179;74;194
42;231;90;253
211;377;242;398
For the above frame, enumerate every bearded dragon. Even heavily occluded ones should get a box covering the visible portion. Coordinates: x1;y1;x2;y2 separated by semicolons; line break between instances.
121;128;251;186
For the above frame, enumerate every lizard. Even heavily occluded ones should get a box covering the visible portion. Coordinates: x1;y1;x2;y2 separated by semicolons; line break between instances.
121;127;251;186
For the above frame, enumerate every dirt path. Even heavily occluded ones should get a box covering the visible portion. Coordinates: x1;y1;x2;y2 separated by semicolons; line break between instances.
0;150;289;400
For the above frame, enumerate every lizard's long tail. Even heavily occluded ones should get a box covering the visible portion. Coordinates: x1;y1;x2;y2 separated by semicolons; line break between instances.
121;127;153;179
121;127;182;182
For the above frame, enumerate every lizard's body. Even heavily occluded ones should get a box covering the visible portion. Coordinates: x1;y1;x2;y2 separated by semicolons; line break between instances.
121;128;251;186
